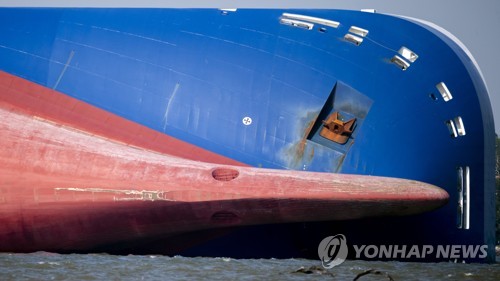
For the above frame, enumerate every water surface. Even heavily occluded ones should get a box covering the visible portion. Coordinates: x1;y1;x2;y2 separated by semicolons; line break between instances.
1;253;499;280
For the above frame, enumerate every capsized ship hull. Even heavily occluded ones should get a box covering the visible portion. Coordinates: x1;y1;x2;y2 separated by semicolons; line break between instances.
0;72;448;252
0;8;495;261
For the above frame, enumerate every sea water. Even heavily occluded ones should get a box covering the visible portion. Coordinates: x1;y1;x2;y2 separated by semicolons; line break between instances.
1;252;499;280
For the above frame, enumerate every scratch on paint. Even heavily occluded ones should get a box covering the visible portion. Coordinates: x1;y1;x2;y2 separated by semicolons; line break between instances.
180;30;271;55
91;25;177;47
53;50;75;90
55;187;174;202
163;82;180;131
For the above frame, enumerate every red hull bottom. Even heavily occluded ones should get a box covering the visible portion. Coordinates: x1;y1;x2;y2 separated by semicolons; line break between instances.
0;71;448;253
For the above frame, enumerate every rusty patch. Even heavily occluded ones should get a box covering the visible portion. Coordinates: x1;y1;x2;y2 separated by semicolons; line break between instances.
308;146;315;163
286;113;318;169
296;118;315;159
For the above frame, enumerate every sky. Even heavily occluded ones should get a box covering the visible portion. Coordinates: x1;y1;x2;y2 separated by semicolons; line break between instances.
1;0;499;134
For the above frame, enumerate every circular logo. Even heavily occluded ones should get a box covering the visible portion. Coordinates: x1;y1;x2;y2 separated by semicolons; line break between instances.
242;116;252;126
318;234;348;268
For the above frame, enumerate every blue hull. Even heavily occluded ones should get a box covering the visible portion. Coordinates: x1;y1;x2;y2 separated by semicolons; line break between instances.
0;8;495;261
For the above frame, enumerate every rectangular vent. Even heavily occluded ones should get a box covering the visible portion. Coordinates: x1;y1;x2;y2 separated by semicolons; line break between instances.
457;167;464;229
436;82;453;102
390;46;418;70
282;13;340;28
454;116;466;136
390;55;410;70
446;119;458;138
279;18;314;30
398;47;418;63
464;166;470;230
446;116;466;138
457;166;470;229
344;34;363;45
348;26;369;37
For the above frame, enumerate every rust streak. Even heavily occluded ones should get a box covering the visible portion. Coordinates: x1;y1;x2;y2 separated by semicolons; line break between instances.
290;115;317;168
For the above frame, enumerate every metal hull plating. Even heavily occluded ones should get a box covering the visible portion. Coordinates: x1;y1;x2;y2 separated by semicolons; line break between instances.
0;8;496;261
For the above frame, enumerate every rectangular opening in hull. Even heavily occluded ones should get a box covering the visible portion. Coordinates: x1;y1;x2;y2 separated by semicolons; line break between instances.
344;34;363;45
281;13;340;28
437;82;453;102
454;116;466;136
457;166;470;230
391;55;410;70
446;119;458;138
307;81;372;153
348;26;369;37
279;18;314;30
398;46;418;63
